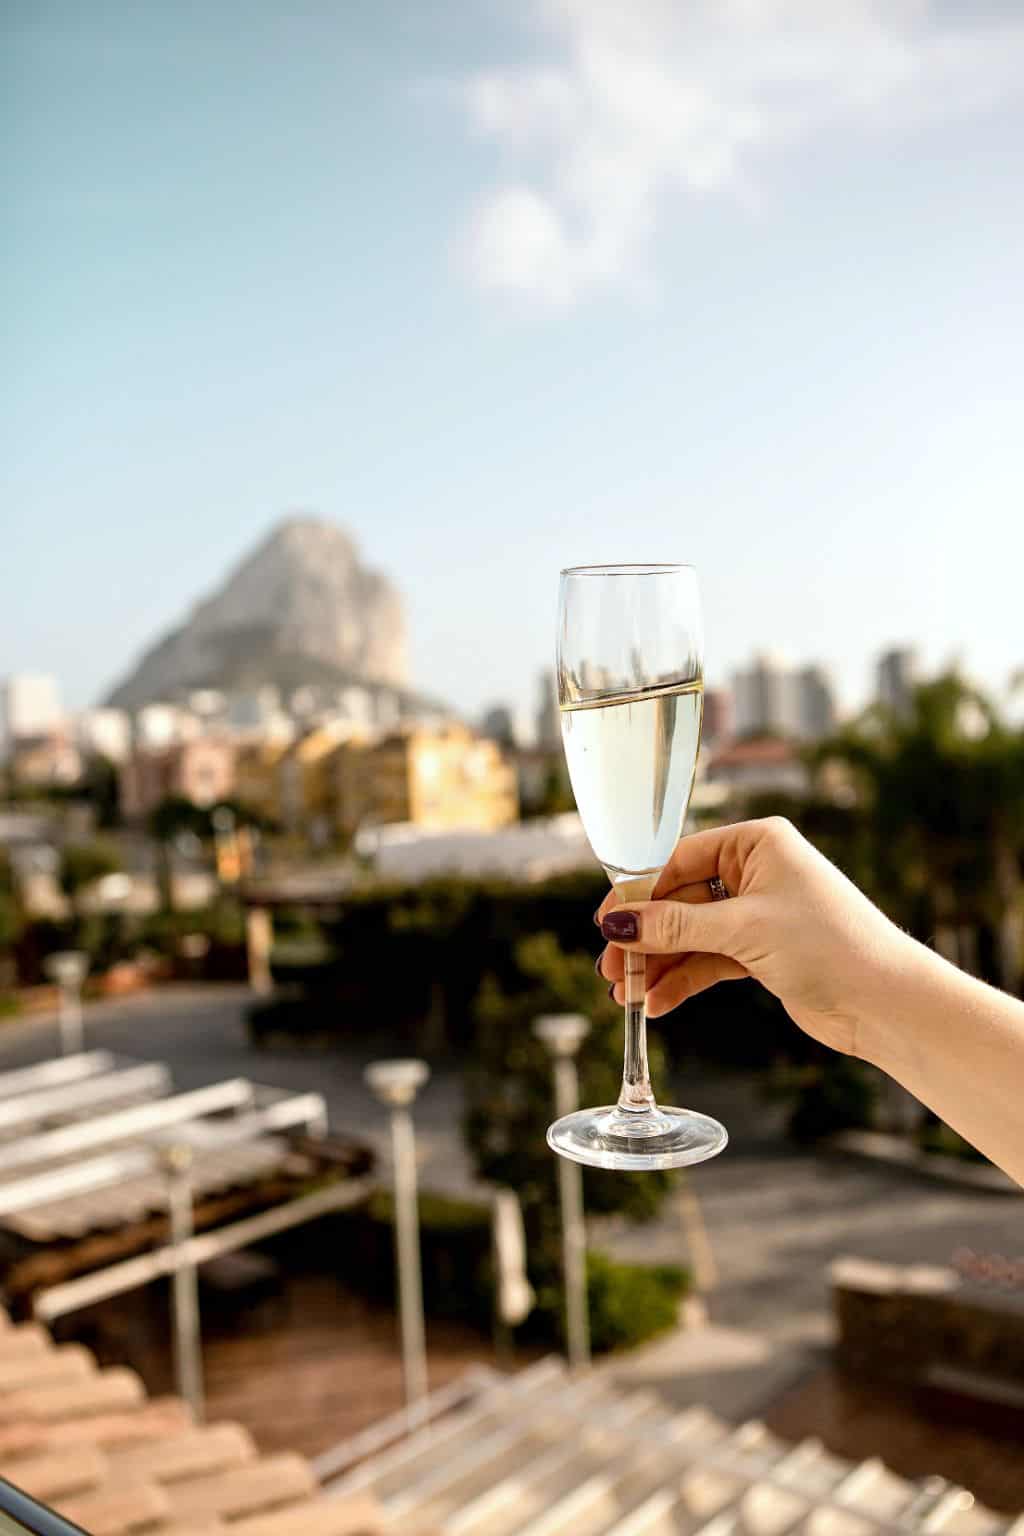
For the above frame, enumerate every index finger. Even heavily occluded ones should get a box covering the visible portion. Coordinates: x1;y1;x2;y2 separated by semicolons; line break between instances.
594;842;732;932
652;826;735;897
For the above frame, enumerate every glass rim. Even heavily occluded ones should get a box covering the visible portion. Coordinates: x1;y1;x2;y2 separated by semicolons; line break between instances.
560;562;695;577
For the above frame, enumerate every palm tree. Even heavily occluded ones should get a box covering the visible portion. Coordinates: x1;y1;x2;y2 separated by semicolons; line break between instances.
813;674;1024;992
147;796;211;912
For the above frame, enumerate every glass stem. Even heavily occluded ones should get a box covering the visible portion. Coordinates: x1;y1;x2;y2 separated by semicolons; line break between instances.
618;949;655;1113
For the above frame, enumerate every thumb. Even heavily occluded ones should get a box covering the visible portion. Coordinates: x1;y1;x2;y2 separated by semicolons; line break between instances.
600;896;742;957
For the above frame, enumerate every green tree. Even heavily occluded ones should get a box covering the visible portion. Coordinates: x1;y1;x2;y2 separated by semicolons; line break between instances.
79;755;121;828
59;839;122;912
538;763;575;816
463;932;689;1346
147;796;211;912
812;674;1024;989
0;852;23;989
464;932;676;1225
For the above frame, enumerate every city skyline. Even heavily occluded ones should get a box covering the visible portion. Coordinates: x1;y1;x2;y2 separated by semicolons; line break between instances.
5;3;1024;721
0;634;982;759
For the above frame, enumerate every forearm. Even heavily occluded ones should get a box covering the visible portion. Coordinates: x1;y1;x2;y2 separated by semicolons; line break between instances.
857;935;1024;1185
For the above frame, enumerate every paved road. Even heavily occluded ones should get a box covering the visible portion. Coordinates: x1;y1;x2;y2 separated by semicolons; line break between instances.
3;984;1022;1370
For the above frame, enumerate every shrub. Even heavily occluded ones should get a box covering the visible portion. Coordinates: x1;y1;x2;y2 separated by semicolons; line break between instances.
319;873;609;1052
581;1253;687;1353
59;839;122;906
135;898;248;979
72;912;134;975
771;1056;877;1143
301;873;807;1071
248;990;346;1050
329;1189;689;1353
464;932;677;1226
917;1119;988;1164
334;1190;494;1330
0;852;22;944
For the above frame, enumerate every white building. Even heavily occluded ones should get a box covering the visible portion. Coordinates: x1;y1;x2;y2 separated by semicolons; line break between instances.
133;702;201;749
2;675;62;744
75;708;131;763
224;686;294;739
877;647;917;720
358;813;595;884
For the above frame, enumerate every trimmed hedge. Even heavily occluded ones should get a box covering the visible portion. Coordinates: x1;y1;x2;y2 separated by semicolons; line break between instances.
331;1189;689;1354
334;1190;494;1330
255;873;800;1070
768;1056;878;1142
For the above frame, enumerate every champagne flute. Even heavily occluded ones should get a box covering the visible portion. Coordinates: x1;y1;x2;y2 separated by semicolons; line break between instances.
547;564;728;1170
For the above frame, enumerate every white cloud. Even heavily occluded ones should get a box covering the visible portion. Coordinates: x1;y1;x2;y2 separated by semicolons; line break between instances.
454;0;1024;304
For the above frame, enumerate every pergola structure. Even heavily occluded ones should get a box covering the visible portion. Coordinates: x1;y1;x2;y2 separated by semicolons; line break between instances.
0;1049;373;1419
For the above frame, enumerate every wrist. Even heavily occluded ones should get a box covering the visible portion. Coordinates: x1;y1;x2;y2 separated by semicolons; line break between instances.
850;926;938;1078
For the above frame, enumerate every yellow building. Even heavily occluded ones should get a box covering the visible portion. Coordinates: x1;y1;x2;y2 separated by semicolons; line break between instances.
276;726;352;834
233;739;292;826
336;723;518;834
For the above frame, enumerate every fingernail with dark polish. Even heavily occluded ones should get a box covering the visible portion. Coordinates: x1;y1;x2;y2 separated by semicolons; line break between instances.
608;982;617;1000
601;910;638;942
594;954;604;978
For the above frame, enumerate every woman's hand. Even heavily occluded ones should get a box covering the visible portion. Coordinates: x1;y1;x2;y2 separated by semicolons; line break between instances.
598;816;1024;1186
596;817;918;1059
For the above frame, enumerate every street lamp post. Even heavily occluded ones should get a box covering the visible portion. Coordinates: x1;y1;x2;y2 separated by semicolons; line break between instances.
245;907;274;996
160;1142;205;1422
365;1059;430;1420
44;951;89;1057
534;1013;591;1370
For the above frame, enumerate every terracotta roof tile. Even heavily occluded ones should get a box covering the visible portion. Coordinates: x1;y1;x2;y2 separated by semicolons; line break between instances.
150;1524;225;1536
0;1305;383;1535
711;737;797;767
169;1451;316;1522
0;1397;191;1456
2;1367;146;1422
1;1445;106;1502
0;1323;51;1361
60;1478;171;1534
229;1492;384;1536
0;1343;94;1395
107;1422;256;1484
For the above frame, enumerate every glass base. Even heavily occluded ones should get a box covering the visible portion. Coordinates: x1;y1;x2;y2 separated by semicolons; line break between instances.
546;1104;728;1171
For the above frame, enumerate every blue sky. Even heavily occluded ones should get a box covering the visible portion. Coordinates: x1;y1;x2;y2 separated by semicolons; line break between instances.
4;0;1023;723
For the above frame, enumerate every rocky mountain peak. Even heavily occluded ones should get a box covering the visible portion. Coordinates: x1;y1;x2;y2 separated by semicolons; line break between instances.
105;515;407;711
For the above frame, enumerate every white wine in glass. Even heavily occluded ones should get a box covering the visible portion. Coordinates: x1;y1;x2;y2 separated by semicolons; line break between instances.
548;564;728;1171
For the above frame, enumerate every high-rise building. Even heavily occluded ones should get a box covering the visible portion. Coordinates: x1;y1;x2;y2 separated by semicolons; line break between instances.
535;671;561;751
877;648;917;720
794;665;836;741
731;656;836;742
732;655;799;738
481;704;534;749
482;705;516;747
2;675;62;744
